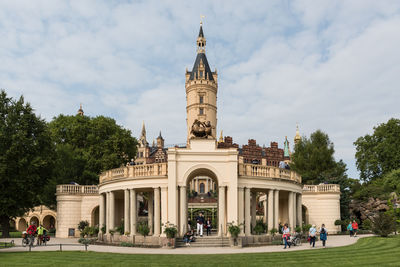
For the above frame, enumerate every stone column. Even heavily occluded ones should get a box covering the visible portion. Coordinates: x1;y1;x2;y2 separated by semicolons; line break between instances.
292;192;297;228
244;187;251;236
130;189;137;235
148;192;154;235
109;191;115;230
154;187;161;236
251;191;257;233
99;193;105;230
274;190;279;229
288;191;294;229
268;189;274;231
238;187;245;236
124;189;130;234
180;186;187;236
161;187;168;236
263;198;267;224
218;186;226;236
297;193;302;227
206;179;209;193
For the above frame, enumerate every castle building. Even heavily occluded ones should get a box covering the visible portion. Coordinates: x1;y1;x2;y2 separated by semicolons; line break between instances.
53;24;341;247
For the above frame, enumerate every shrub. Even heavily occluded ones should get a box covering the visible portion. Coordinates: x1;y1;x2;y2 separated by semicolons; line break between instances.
109;229;116;236
163;222;178;238
294;226;302;233
120;242;134;247
302;224;312;233
271;240;282;245
116;220;124;235
138;222;150;237
372;212;396;237
270;228;278;236
253;221;266;235
78;238;97;245
362;219;372;230
101;225;106;234
227;222;242;238
78;221;89;232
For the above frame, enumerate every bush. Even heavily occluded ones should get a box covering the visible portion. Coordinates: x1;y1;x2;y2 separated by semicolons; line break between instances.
271;240;282;245
101;225;106;234
78;238;97;245
372;212;396;237
116;220;124;235
302;224;312;233
120;242;134;247
227;222;242;238
270;228;278;236
78;221;89;232
138;222;150;237
362;219;372;230
294;226;302;233
253;220;266;235
163;222;177;238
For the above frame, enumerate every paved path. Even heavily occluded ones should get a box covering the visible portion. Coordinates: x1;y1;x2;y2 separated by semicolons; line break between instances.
0;235;372;255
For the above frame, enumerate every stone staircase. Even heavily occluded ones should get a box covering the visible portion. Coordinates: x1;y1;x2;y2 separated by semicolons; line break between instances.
176;235;230;247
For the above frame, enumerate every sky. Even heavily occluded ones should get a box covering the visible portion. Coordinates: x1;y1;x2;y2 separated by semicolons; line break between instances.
1;0;400;179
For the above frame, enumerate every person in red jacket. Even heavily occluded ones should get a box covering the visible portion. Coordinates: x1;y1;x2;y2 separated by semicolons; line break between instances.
27;222;37;236
352;220;359;237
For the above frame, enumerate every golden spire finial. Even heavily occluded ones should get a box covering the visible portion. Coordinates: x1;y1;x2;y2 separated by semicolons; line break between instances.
200;15;205;25
219;130;223;143
294;123;301;144
77;103;84;116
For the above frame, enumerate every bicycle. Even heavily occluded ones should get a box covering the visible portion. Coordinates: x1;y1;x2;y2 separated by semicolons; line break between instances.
22;232;35;247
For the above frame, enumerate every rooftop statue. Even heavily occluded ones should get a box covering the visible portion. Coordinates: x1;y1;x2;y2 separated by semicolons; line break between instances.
191;119;212;138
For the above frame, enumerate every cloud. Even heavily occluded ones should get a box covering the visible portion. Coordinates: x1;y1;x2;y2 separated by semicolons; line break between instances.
1;0;400;179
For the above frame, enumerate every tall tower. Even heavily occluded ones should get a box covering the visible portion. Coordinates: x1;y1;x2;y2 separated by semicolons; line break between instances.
294;124;301;145
185;22;218;142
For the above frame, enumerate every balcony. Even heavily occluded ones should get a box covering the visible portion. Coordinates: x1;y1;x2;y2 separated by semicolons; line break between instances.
238;163;302;183
99;162;168;184
56;185;98;195
303;184;341;193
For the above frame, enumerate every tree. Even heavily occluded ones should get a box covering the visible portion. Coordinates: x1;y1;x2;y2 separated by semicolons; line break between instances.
0;90;54;237
371;212;396;237
41;114;138;207
290;130;352;219
354;118;400;182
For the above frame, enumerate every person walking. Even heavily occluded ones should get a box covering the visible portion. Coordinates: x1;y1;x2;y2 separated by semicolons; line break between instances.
319;224;328;248
309;224;317;248
282;224;291;249
196;212;205;237
352;220;359;237
347;222;353;237
205;217;212;236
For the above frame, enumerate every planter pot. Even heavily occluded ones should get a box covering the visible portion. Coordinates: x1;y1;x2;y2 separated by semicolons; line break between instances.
229;237;242;248
162;237;176;249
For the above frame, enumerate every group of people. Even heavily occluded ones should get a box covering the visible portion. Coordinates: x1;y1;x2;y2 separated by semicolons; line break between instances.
281;223;328;249
25;222;48;246
347;220;359;237
184;213;212;246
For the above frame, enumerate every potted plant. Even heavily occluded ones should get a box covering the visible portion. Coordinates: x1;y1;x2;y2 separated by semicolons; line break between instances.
163;222;178;248
227;221;242;247
138;222;150;245
108;229;115;243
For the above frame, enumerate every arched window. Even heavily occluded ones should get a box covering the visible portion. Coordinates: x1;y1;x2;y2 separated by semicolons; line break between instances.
200;183;205;193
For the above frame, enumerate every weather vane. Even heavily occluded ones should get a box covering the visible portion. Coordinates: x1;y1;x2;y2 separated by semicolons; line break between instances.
200;15;205;25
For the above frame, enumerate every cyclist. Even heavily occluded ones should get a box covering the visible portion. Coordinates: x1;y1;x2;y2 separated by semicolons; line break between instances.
26;222;37;246
37;224;47;245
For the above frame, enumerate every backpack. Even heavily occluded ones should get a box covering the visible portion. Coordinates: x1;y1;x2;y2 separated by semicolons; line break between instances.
321;228;326;234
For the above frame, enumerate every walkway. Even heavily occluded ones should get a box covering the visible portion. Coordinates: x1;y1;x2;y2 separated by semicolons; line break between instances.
0;234;371;254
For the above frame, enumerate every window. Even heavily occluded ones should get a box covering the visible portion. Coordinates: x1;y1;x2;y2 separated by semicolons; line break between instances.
199;96;204;104
199;108;204;115
199;71;203;78
200;183;205;193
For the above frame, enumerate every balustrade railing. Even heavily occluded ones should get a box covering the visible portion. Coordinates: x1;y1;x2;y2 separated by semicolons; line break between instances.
238;163;302;183
99;162;168;184
56;185;98;195
303;184;340;193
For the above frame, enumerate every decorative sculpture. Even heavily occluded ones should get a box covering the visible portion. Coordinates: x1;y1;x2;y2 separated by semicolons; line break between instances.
191;119;212;138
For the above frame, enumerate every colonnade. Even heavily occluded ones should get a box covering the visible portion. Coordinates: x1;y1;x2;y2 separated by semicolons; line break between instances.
189;178;216;193
239;188;302;235
99;187;166;237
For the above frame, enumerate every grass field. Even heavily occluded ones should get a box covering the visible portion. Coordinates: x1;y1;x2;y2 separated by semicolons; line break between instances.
0;235;399;266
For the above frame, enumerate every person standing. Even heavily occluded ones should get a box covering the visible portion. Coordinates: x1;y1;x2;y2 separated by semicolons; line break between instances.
282;224;291;249
206;217;212;236
352;220;359;237
37;224;47;245
347;222;353;237
196;212;205;237
26;222;37;246
319;224;328;248
309;224;317;248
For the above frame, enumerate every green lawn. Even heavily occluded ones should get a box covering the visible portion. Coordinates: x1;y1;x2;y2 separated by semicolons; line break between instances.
0;232;22;238
1;236;399;266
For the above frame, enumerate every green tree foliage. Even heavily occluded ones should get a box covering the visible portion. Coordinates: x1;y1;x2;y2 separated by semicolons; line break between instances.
42;114;138;207
0;90;54;237
290;130;353;219
371;212;396;237
354;118;400;182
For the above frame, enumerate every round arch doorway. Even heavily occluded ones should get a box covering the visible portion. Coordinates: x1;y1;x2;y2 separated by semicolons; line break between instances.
181;167;223;237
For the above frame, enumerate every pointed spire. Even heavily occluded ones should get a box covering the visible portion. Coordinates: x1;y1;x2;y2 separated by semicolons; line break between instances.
158;131;163;139
139;121;148;147
141;121;146;138
77;103;84;116
219;130;223;143
199;23;204;38
294;123;301;145
197;21;206;54
284;136;290;158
